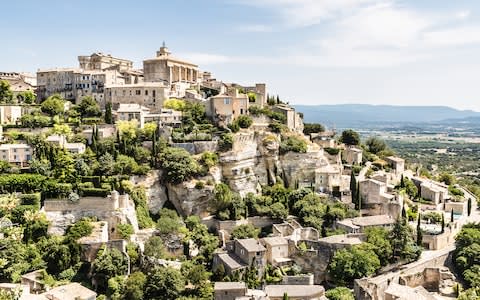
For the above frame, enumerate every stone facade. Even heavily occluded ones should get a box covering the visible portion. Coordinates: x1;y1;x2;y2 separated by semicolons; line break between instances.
106;82;169;112
143;45;199;84
0;143;32;168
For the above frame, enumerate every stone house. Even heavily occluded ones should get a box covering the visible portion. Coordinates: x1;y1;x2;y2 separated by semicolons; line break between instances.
385;156;405;175
264;284;326;300
336;215;396;234
106;82;169;112
0;105;23;125
214;282;247;300
213;238;267;276
207;90;249;125
311;131;336;148
261;236;291;266
343;146;363;165
358;178;403;217
0;143;32;168
272;104;304;133
46;134;86;154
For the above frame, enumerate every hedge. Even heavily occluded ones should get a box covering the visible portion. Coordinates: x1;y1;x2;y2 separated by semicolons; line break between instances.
20;193;41;209
79;187;110;197
0;174;46;193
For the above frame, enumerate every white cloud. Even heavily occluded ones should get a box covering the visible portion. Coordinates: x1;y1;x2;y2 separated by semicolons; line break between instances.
423;26;480;47
454;10;470;21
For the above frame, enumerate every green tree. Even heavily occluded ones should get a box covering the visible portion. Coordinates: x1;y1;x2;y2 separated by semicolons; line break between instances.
328;243;380;285
468;198;472;216
143;236;166;259
303;123;325;135
231;224;260;240
41;94;65;116
389;218;420;261
105;102;113;124
416;214;423;247
0;80;13;103
123;271;146;300
77;96;101;118
156;208;183;235
145;267;185;300
163;98;186;111
438;172;456;186
365;227;392;266
158;147;199;184
93;247;128;292
17;90;36;104
340;129;360;146
325;287;354;300
236;115;253;128
365;136;387;154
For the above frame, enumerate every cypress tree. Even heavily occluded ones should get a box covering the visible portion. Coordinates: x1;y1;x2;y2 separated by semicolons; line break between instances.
105;102;113;124
416;213;422;246
356;184;361;212
467;198;472;216
350;172;357;201
450;208;454;223
400;174;405;188
401;204;406;220
441;214;445;233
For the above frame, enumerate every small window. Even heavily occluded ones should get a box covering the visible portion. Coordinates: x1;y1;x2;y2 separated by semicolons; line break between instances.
224;98;231;105
136;90;141;95
145;90;148;96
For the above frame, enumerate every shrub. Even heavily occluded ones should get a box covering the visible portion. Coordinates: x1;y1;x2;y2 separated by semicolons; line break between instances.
219;133;233;151
195;181;205;189
66;218;93;240
279;135;307;154
324;147;340;155
303;123;325;135
268;122;286;133
236;115;253;128
231;224;260;240
163;98;186;111
158;147;199;184
79;187;110;197
117;223;134;239
247;92;256;102
19;193;41;209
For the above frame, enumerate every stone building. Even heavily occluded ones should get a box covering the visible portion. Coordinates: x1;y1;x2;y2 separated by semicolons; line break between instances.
207;90;249;125
214;282;247;300
78;52;133;71
0;143;32;168
143;44;199;84
272;104;304;133
0;72;35;97
105;82;169;112
336;215;396;233
36;52;141;104
261;236;291;266
385;156;405;175
343;146;363;165
213;238;267;276
0;105;23;125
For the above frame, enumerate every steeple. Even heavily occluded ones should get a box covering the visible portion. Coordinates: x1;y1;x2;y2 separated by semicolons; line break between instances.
157;41;170;57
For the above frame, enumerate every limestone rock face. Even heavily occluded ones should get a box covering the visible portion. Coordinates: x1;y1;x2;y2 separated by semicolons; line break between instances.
166;181;214;217
132;170;168;215
130;129;340;217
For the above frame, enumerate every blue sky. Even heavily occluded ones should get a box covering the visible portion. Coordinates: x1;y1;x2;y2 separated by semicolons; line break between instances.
2;0;480;111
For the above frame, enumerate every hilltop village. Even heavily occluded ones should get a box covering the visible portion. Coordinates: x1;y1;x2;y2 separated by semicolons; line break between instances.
0;46;479;300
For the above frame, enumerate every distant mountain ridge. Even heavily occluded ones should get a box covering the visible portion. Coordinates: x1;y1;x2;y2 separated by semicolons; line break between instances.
294;104;480;128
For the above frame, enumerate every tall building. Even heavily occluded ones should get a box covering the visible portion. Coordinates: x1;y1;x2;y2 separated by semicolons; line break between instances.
36;53;142;104
143;44;199;84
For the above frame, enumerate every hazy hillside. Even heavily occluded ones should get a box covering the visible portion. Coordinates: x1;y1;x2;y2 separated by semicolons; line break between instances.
294;104;480;128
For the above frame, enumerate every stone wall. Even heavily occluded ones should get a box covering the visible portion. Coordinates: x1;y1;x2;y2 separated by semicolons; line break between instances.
172;141;218;154
282;274;314;285
354;246;454;300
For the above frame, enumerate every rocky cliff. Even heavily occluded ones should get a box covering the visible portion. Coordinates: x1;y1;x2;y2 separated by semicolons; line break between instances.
134;128;340;217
